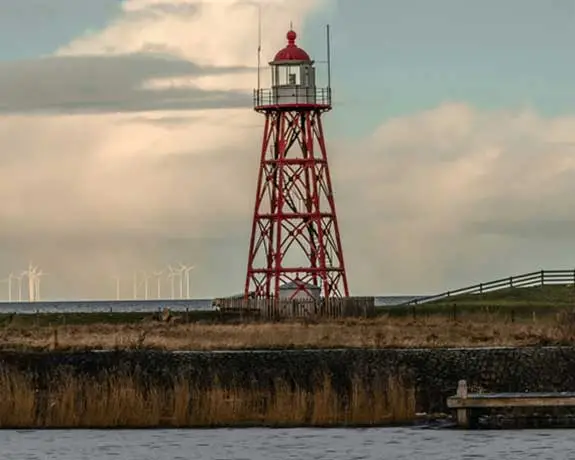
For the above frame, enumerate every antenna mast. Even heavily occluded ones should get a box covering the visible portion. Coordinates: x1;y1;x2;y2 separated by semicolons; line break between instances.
326;24;332;101
257;5;262;92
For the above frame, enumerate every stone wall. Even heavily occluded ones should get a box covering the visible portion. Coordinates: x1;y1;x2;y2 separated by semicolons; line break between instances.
1;346;574;413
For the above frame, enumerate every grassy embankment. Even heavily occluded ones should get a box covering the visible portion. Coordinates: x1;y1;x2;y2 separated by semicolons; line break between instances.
0;370;415;428
0;285;574;350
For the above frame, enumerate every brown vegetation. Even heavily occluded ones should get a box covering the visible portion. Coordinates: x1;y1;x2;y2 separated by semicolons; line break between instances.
0;370;415;428
0;311;571;351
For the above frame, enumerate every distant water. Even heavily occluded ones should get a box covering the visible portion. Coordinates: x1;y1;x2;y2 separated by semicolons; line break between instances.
0;296;424;314
374;295;425;307
1;428;574;459
0;299;213;314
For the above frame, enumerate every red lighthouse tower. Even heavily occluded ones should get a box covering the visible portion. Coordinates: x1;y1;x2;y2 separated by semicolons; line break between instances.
245;28;349;300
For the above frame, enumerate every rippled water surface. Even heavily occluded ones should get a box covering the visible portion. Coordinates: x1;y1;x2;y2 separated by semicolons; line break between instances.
1;428;574;459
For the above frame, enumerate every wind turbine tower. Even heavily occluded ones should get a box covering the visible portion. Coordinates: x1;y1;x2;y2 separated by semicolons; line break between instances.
180;264;195;299
167;266;178;299
176;265;185;299
168;264;185;299
113;276;121;300
132;271;138;300
13;274;23;302
27;265;35;302
33;267;46;301
1;273;14;302
23;263;46;302
153;270;163;299
140;271;151;300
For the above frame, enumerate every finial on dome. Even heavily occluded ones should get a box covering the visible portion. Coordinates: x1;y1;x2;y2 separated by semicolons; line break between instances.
287;29;297;45
273;27;310;62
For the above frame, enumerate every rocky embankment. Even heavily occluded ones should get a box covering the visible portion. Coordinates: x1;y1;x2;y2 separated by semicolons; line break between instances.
1;346;574;414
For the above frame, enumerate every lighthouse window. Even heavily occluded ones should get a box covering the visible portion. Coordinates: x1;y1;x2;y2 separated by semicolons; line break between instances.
280;66;300;85
302;66;312;86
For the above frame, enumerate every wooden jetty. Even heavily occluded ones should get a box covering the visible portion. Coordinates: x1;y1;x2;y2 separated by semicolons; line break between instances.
447;380;575;429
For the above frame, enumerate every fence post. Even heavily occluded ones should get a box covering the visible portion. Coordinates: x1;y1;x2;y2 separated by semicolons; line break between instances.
479;283;483;294
541;270;545;286
509;276;513;288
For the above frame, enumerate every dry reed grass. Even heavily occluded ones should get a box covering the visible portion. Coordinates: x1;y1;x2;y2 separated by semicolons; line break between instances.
0;312;570;351
0;370;415;428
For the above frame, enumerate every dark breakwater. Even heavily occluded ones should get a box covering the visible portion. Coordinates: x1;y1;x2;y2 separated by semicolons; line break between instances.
0;346;574;427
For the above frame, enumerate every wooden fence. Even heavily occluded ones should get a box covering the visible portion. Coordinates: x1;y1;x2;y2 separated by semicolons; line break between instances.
402;269;575;306
213;296;376;319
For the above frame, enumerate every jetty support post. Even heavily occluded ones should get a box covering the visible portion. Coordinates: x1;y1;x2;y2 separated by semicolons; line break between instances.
456;379;469;428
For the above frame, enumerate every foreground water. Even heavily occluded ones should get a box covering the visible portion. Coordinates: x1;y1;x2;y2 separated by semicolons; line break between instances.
2;428;574;459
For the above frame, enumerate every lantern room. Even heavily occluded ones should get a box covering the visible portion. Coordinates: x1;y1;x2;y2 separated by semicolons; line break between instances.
254;29;331;109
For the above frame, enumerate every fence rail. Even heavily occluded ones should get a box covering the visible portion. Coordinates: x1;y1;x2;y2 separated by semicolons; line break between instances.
213;296;375;319
402;269;575;306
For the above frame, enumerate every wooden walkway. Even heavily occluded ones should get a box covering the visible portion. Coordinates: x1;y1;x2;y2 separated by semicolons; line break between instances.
447;380;575;428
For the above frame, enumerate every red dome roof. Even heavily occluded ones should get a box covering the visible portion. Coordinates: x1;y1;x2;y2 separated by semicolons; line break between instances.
273;30;311;62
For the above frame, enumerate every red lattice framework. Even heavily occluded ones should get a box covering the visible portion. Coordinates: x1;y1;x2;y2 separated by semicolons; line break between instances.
244;108;349;299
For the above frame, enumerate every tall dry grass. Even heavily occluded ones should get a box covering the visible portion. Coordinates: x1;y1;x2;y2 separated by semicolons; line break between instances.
0;370;415;428
0;313;569;351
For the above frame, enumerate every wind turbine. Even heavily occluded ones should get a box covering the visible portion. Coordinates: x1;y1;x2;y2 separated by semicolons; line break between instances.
140;271;152;300
153;270;163;299
167;265;178;300
175;264;186;299
179;264;196;299
0;273;14;302
132;271;138;299
33;268;47;302
22;262;38;302
13;274;23;302
26;265;35;302
113;276;121;300
25;263;46;302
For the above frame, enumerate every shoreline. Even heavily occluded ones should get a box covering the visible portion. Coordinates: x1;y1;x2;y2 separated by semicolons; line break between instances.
0;346;574;429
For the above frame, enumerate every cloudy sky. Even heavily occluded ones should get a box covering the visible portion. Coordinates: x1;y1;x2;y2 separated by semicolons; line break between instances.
1;0;575;300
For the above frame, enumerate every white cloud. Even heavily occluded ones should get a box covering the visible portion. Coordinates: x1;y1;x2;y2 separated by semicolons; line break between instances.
335;103;575;294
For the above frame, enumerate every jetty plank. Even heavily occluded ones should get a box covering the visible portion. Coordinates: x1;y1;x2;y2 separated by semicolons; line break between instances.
448;393;575;409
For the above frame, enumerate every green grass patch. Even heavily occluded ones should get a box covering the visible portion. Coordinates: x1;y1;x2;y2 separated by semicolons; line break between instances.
376;285;575;319
433;285;575;305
